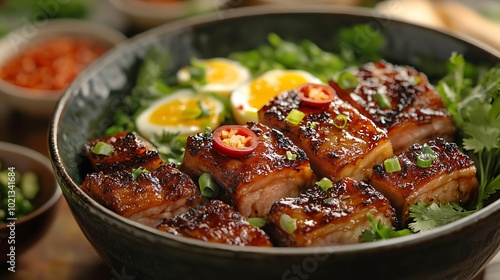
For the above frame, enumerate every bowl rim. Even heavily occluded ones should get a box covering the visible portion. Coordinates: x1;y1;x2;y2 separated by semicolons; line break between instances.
0;141;61;230
50;5;500;256
0;18;127;101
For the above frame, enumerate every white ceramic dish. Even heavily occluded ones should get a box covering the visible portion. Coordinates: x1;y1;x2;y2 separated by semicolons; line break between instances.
0;19;126;118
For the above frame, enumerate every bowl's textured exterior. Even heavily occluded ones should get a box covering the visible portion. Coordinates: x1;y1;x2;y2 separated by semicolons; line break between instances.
49;6;500;280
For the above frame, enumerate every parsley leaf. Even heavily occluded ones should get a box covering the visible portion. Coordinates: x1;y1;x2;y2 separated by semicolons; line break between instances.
131;167;148;181
408;201;474;233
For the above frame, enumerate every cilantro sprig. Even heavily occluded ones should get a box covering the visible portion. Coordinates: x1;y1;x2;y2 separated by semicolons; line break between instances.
360;213;411;242
409;53;500;232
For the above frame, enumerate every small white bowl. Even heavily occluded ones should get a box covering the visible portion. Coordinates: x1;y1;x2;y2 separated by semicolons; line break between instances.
109;0;219;30
0;19;127;118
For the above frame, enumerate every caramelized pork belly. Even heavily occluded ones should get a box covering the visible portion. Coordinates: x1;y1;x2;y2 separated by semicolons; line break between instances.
82;131;165;173
371;138;478;224
330;60;456;154
81;164;205;227
259;88;393;182
267;178;396;247
157;200;272;247
181;122;315;218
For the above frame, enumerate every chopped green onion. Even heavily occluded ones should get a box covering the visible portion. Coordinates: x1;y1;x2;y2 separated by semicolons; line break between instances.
20;171;39;200
333;114;348;129
132;167;148;180
413;75;422;84
417;154;434;168
324;197;333;203
182;107;202;119
374;92;391;109
198;173;218;198
315;177;333;192
285;109;305;125
421;144;436;158
279;214;297;234
337;71;359;89
286;151;297;160
306;121;318;129
92;142;114;156
417;144;437;168
384;157;401;173
247;217;267;228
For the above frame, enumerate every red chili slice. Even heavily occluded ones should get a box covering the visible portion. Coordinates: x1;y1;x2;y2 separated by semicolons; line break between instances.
212;125;259;157
297;83;336;107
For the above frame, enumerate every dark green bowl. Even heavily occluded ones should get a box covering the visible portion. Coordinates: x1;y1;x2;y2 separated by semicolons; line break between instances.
49;6;500;280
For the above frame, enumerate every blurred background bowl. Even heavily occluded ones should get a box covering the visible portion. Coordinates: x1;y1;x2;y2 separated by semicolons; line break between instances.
109;0;220;30
0;19;126;118
0;141;61;262
49;6;500;280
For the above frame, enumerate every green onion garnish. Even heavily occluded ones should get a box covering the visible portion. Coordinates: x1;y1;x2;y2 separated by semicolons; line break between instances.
198;173;218;198
413;75;421;84
286;151;297;160
306;121;318;129
315;177;333;192
384;157;401;173
337;71;359;89
132;167;148;180
333;114;348;129
285;109;305;125
417;144;437;168
374;92;391;109
417;154;434;168
92;142;114;156
279;214;297;234
182;107;202;119
247;217;267;228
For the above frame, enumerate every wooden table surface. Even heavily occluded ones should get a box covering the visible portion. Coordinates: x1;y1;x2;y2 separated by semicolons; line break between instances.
0;98;499;280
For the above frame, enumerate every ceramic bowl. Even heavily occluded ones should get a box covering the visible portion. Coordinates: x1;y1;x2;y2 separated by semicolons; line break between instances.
0;142;61;262
0;19;126;118
109;0;220;30
49;6;500;280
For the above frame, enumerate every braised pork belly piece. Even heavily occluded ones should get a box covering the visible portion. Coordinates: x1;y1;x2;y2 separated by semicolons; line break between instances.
329;60;456;154
181;122;315;218
157;200;272;247
266;178;396;247
258;84;393;182
371;138;478;224
82;131;165;173
81;164;205;227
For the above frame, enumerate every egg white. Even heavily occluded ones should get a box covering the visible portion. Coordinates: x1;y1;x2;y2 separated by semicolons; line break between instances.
136;89;225;139
177;58;251;97
230;69;322;124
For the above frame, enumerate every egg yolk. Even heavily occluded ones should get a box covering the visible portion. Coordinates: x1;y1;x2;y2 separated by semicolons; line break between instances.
149;97;219;127
205;60;239;85
248;73;308;109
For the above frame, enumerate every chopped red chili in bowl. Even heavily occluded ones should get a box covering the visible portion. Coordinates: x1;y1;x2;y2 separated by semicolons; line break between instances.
0;37;107;91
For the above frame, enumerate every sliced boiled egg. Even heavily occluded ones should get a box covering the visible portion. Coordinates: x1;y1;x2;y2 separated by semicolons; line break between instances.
136;89;225;139
177;58;251;97
230;69;322;124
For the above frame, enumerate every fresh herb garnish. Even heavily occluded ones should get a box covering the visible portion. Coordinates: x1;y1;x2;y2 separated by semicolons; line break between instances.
360;213;411;242
149;132;188;166
92;142;114;156
198;173;218;198
131;167;148;180
408;53;500;231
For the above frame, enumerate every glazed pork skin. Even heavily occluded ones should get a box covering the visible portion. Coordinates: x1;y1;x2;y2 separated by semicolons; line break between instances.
81;164;205;227
371;138;478;224
157;200;272;247
330;60;456;154
259;88;393;182
181;122;315;218
82;131;165;173
266;178;397;247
